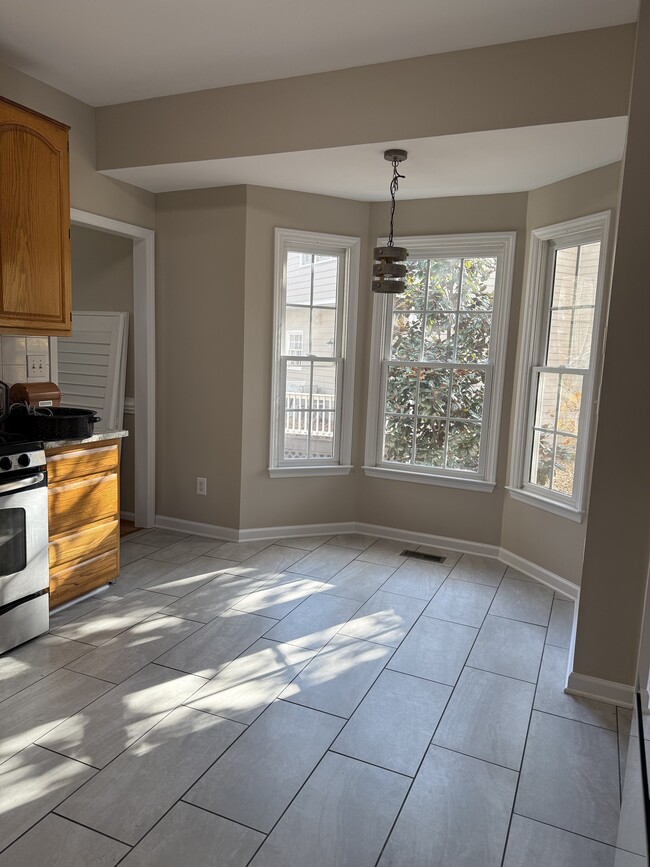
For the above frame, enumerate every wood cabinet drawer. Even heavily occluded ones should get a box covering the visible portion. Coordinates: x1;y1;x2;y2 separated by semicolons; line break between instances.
46;443;119;483
48;472;118;537
49;518;119;572
50;549;119;609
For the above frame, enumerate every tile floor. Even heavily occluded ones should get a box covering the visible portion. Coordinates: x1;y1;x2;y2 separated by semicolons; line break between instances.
0;532;643;866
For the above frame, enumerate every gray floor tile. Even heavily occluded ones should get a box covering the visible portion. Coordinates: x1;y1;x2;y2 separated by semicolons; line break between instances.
281;634;393;717
276;534;333;550
57;706;244;845
388;617;477;686
64;614;203;683
204;539;272;562
0;813;129;866
0;634;92;703
449;553;506;587
357;538;410;567
489;577;553;626
546;597;575;648
264;592;360;650
0;668;111;765
534;645;618;730
48;594;110;628
322;560;395;602
147;535;223;564
155;609;277;678
187;639;315;724
142;556;242;597
515;710;620;844
106;556;177;597
467;615;546;683
120;541;159;565
338;590;426;647
332;670;451;775
287;543;359;579
37;664;206;767
119;802;264;867
423;578;496;627
328;533;378;550
378;745;517;867
186;700;343;832
618;729;648;857
0;746;96;854
504;565;537;583
249;752;409;867
49;589;175;645
130;528;190;549
161;570;266;622
380;558;448;600
618;707;633;791
230;544;307;581
232;573;326;619
504;815;627;867
433;667;535;770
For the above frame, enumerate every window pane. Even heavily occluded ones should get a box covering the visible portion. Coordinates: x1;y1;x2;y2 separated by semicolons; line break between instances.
546;241;600;369
531;430;554;489
534;372;559;430
456;313;491;363
391;312;423;360
415;417;446;466
386;365;417;415
286;251;312;305
312;363;337;409
286;306;310;356
460;258;497;310
575;242;600;306
551;246;578;308
427;259;461;310
311;307;336;356
417;369;449;417
286;362;311;393
383;416;414;462
394;260;427;311
546;308;573;367
552;435;577;496
450;369;485;420
423;313;456;361
447;420;481;471
284;382;310;461
310;411;335;458
313;256;338;307
569;307;594;367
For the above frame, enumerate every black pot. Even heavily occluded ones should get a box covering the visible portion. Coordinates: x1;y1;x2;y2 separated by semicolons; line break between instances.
6;406;102;440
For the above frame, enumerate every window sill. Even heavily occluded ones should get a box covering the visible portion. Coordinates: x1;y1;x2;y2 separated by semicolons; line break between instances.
269;465;353;478
506;486;585;523
363;466;495;492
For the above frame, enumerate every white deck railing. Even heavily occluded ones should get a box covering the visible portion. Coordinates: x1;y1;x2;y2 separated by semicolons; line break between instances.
285;392;335;438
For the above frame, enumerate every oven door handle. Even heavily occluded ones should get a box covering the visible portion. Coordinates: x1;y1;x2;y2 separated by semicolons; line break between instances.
0;472;46;496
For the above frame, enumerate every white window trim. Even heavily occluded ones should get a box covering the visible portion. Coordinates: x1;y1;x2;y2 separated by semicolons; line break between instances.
269;228;360;478
364;231;516;490
507;211;612;520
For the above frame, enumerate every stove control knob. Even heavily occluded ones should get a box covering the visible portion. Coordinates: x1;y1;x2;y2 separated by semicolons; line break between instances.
0;456;11;471
17;453;31;467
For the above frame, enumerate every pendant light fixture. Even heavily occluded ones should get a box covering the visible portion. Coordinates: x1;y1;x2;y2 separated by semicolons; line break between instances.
372;149;408;293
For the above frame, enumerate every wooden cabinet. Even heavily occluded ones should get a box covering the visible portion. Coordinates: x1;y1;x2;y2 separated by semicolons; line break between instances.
0;96;72;335
46;439;121;608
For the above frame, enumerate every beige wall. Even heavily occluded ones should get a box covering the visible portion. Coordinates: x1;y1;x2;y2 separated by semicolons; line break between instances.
572;0;650;687
154;186;247;529
95;26;634;171
0;62;154;228
70;225;136;513
500;163;622;583
356;193;528;544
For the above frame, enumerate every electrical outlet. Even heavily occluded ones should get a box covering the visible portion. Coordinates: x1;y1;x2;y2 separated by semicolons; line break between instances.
27;354;48;379
196;477;207;495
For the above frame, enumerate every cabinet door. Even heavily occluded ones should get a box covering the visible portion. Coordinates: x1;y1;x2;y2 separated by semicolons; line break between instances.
0;98;71;334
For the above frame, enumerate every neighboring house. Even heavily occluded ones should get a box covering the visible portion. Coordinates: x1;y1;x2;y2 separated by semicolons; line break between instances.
0;8;646;704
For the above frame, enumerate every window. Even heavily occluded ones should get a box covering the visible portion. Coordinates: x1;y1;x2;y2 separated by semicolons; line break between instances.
508;212;611;520
270;229;360;477
365;232;516;490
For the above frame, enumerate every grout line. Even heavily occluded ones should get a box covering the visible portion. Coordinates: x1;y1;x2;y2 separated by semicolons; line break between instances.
327;747;416;780
534;707;618;734
277;696;349;722
33;742;100;770
178;799;269;837
510;810;629;852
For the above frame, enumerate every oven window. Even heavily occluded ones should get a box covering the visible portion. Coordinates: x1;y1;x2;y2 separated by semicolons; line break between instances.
0;508;27;577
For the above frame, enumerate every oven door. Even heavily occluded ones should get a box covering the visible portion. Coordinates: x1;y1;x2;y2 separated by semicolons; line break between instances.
0;469;49;606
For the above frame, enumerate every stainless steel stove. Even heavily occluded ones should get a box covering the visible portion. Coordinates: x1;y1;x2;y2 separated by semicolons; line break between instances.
0;433;49;655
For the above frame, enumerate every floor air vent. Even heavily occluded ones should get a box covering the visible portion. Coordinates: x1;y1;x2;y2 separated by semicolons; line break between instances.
400;549;446;564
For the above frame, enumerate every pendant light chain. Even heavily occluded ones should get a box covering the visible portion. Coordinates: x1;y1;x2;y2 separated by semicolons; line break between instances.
372;148;409;293
387;156;405;247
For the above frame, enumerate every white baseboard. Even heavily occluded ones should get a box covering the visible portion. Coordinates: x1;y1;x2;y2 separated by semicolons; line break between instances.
355;522;499;558
155;514;238;542
238;522;356;542
565;671;634;708
499;547;579;600
120;511;135;522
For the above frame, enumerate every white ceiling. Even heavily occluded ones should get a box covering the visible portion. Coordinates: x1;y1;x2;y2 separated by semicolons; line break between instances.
0;0;638;106
102;118;627;201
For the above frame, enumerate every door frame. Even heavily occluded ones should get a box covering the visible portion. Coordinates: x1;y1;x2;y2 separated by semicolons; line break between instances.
53;209;156;528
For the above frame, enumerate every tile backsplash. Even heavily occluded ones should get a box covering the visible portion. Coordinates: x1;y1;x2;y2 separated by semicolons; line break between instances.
0;335;51;385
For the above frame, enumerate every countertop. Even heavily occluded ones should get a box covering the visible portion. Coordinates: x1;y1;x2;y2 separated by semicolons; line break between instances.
43;429;128;449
